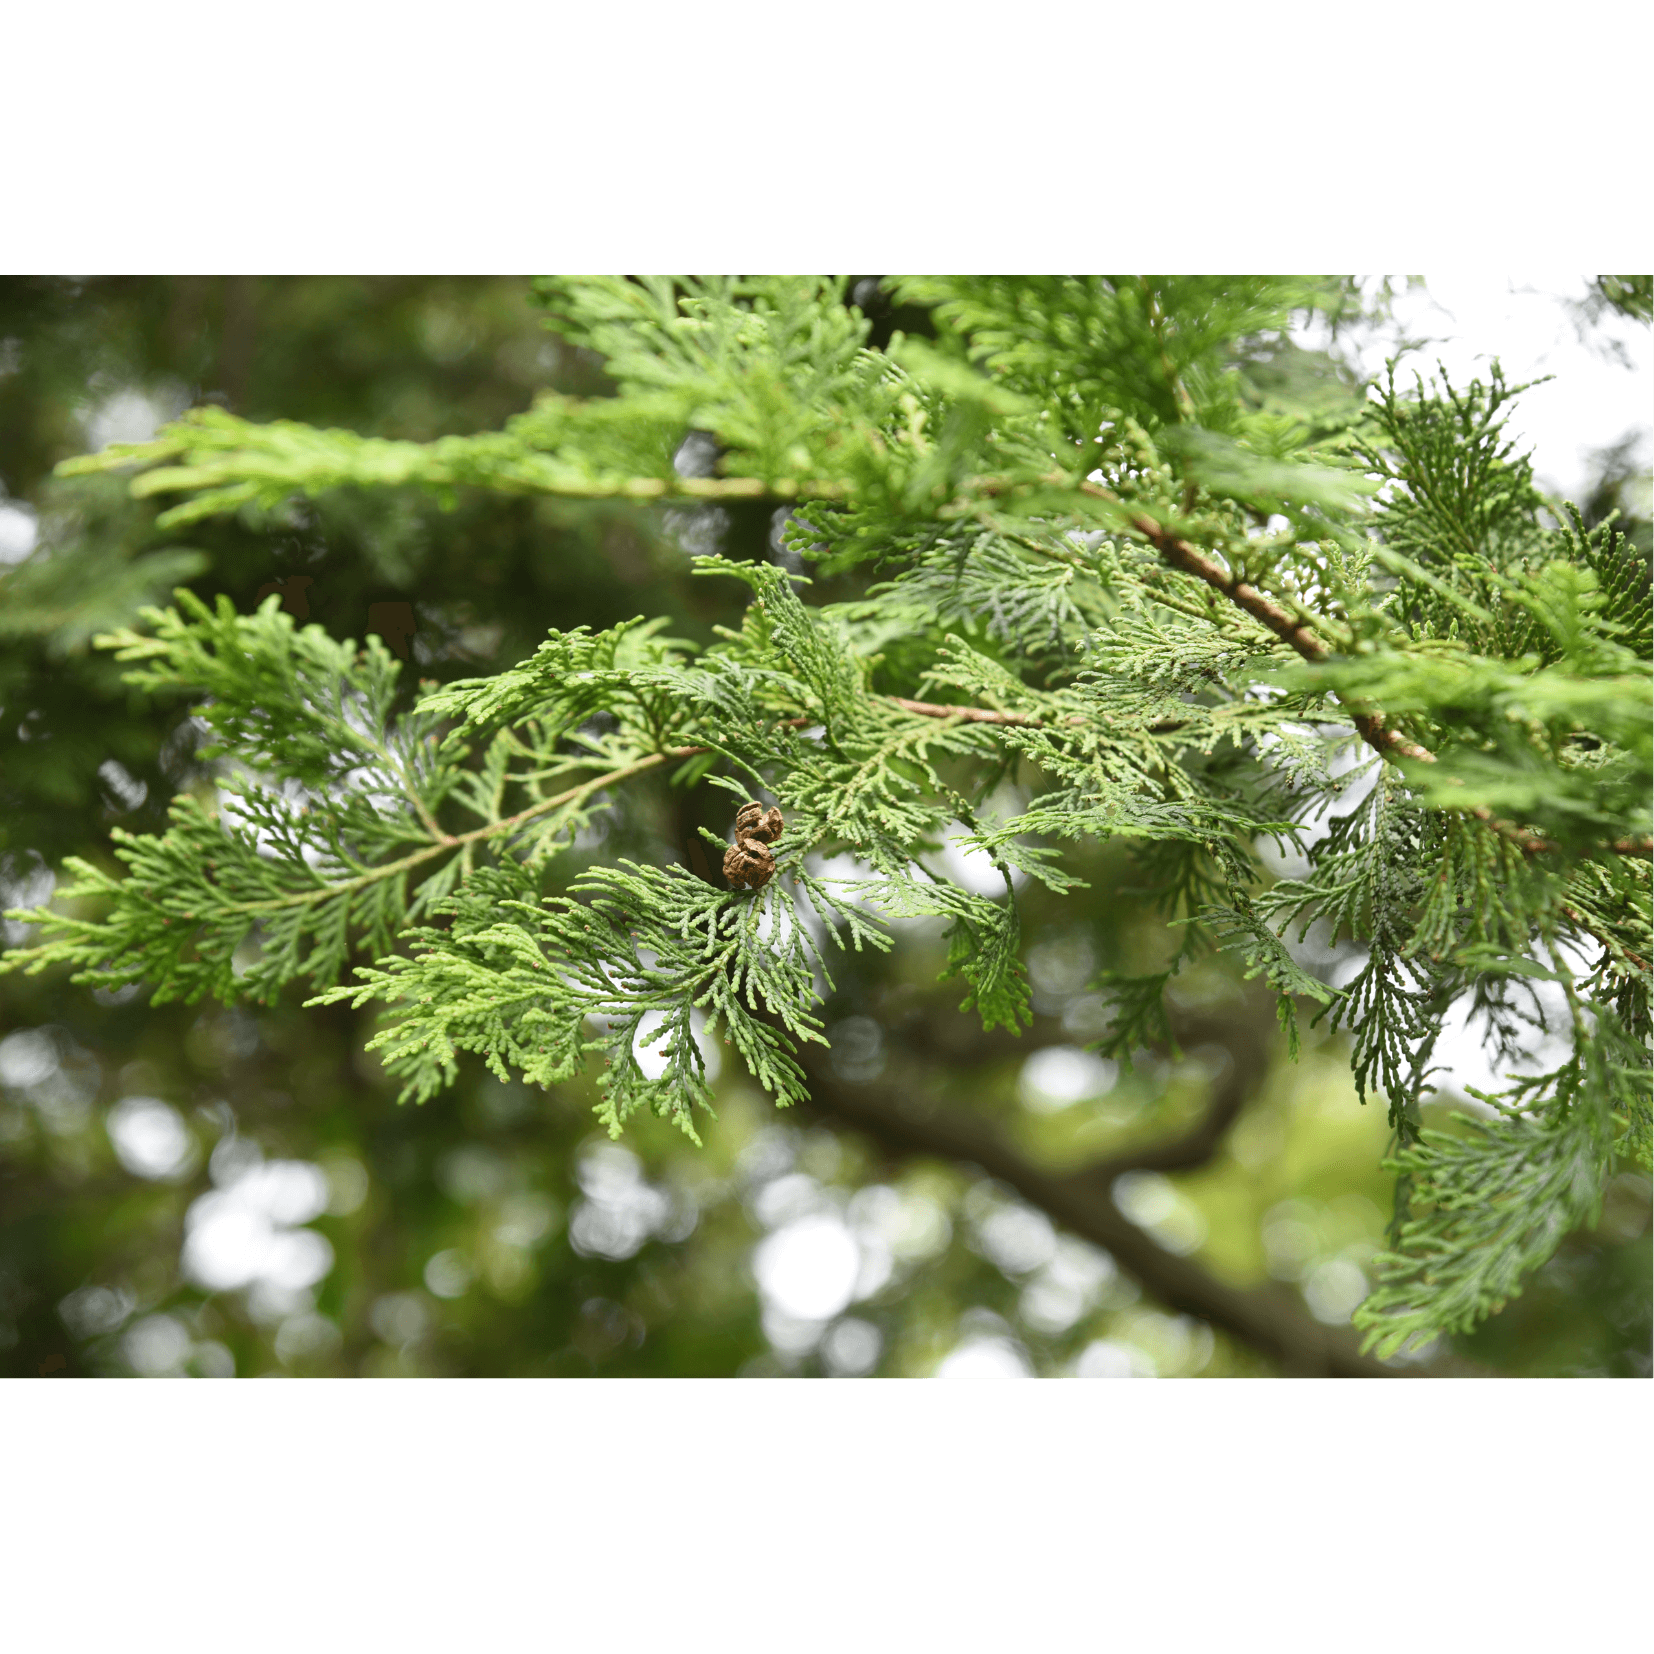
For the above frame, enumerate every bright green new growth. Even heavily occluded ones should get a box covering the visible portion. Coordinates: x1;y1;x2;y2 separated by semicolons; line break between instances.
5;275;1649;1357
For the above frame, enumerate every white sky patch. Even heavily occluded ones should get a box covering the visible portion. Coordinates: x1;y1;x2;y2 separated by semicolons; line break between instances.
0;499;39;566
121;1313;195;1377
340;764;406;820
805;854;866;883
973;1202;1057;1276
59;1284;137;1342
1297;275;1652;505
1019;1237;1120;1335
1253;731;1381;882
808;849;942;938
0;1024;99;1136
630;1007;720;1083
754;889;803;950
0;1027;58;1090
846;1182;953;1262
1113;1311;1215;1376
1425;947;1586;1108
213;774;341;871
809;835;1027;927
938;821;1027;895
821;1316;882;1376
755;886;830;992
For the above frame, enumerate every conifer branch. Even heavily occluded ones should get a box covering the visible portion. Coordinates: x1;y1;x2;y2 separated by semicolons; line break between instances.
14;276;1644;1360
1129;513;1428;752
232;746;702;918
1128;513;1651;859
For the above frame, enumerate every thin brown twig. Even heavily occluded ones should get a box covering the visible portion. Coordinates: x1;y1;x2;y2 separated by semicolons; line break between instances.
883;695;1187;738
1560;903;1652;977
886;696;1045;728
1123;512;1652;861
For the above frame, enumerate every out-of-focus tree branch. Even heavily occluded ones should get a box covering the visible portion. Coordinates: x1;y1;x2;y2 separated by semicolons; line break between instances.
794;999;1473;1379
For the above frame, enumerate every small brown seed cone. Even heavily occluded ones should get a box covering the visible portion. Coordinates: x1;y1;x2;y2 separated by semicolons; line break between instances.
723;839;775;889
735;801;784;844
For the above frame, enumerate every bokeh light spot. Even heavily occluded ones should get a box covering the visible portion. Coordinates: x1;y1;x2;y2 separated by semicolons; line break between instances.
106;1096;198;1182
1018;1045;1118;1114
822;1317;882;1376
121;1313;192;1377
753;1214;861;1321
1075;1339;1154;1378
424;1250;474;1299
936;1335;1033;1378
1304;1258;1370;1325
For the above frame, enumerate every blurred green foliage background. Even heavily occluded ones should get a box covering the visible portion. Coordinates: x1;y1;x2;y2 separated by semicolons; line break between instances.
1;276;1648;1379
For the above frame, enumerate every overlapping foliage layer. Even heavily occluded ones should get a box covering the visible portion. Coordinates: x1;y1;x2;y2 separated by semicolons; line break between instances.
5;275;1648;1354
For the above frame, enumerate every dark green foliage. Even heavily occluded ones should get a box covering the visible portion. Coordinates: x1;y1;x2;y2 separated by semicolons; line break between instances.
1087;970;1180;1065
1358;1008;1640;1357
1198;897;1337;1058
